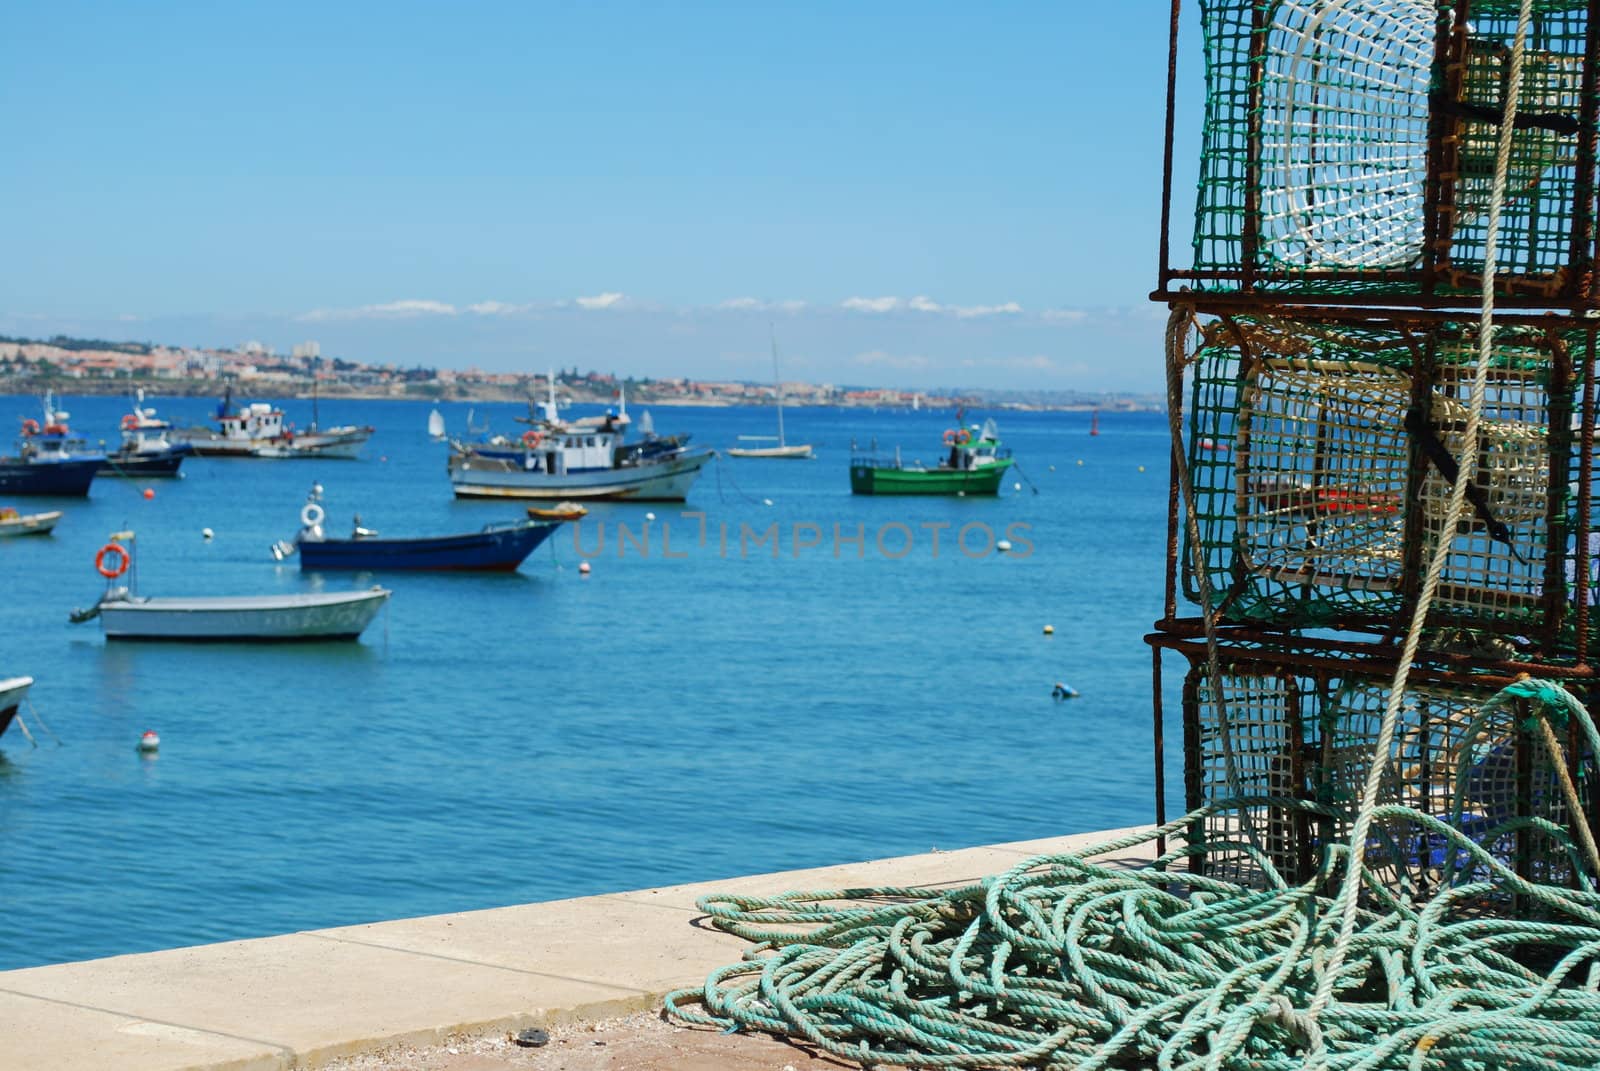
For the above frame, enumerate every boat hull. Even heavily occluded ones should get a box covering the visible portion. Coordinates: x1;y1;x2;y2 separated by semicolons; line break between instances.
0;511;62;537
177;427;370;459
450;450;713;501
99;447;191;477
98;589;390;641
728;444;814;459
299;522;559;571
0;676;32;738
0;458;101;496
850;458;1014;496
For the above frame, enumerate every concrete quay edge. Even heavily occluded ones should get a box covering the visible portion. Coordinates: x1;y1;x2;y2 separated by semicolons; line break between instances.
0;824;1155;1071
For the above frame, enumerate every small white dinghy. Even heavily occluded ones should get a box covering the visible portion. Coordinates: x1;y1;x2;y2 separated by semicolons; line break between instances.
0;675;32;738
0;508;61;537
70;532;390;642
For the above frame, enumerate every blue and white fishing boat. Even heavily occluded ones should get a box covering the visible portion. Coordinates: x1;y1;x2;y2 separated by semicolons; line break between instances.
0;394;104;496
100;390;194;477
274;486;560;571
447;382;712;500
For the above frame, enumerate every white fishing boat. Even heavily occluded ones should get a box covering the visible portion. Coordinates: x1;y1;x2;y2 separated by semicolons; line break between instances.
0;507;62;537
728;333;814;459
428;408;446;440
69;532;389;641
174;385;373;459
448;380;713;500
0;675;32;738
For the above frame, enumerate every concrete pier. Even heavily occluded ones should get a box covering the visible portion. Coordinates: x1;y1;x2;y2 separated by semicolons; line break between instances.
0;825;1153;1071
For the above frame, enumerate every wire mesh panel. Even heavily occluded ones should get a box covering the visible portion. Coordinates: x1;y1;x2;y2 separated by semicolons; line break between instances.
1178;647;1593;893
1184;315;1579;645
1438;3;1591;297
1183;0;1597;303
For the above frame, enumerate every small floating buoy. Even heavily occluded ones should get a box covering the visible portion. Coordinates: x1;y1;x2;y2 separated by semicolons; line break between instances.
138;730;160;752
1048;465;1056;472
201;528;214;541
997;539;1013;553
578;561;591;575
1076;459;1084;466
1137;466;1146;473
142;488;155;499
1013;482;1021;491
957;491;966;498
763;498;773;506
645;512;656;522
379;455;388;462
1043;624;1054;635
1052;682;1080;700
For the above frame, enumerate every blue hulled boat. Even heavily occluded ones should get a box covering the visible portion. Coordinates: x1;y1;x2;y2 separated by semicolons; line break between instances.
99;390;194;478
276;488;561;572
0;394;104;496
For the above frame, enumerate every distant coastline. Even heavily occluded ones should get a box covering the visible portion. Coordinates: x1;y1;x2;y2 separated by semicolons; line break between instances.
0;333;1162;413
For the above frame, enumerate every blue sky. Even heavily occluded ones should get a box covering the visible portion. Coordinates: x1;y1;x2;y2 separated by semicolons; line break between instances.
0;3;1201;391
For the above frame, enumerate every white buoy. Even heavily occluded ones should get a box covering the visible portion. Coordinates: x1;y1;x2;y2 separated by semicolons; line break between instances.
138;730;160;752
201;527;214;540
997;539;1013;553
1043;625;1055;635
645;511;656;522
763;498;773;506
1048;465;1056;472
1138;465;1146;473
578;561;591;575
1013;482;1022;491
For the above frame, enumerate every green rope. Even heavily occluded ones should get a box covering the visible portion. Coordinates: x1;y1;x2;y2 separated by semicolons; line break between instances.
666;680;1600;1071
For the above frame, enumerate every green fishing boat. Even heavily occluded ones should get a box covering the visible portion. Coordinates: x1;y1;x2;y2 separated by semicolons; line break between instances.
849;417;1015;495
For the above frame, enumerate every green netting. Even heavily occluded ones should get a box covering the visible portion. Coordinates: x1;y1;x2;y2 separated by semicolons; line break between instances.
1183;315;1577;639
1181;648;1590;894
1441;5;1590;295
1188;0;1593;300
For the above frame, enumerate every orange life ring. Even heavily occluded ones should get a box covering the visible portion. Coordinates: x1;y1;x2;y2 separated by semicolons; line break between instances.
942;428;971;446
95;543;130;579
20;418;39;436
121;414;139;430
522;430;544;449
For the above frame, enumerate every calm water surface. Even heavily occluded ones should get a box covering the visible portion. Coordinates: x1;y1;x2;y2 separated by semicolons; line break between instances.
0;394;1181;968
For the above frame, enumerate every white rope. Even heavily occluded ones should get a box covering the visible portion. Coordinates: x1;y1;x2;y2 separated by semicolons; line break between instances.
1302;2;1538;1064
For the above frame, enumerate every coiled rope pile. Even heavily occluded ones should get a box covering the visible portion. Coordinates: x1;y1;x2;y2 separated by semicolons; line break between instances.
667;3;1600;1066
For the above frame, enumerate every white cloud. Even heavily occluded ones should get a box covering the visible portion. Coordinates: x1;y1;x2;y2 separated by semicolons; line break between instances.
951;301;1023;319
841;296;901;313
716;297;809;313
467;300;527;316
959;355;1056;371
908;295;942;313
576;292;625;310
1040;308;1089;323
297;299;458;322
854;349;929;370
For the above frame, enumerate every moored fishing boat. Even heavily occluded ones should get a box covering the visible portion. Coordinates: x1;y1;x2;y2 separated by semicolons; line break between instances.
448;381;712;500
70;532;390;641
0;508;62;537
172;386;373;459
849;415;1015;495
275;487;559;571
99;390;194;477
0;394;104;496
0;676;31;739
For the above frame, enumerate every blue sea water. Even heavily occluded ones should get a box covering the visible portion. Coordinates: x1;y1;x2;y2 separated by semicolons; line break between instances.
0;393;1182;970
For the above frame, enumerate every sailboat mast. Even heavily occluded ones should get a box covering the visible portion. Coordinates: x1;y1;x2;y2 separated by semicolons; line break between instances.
770;326;786;448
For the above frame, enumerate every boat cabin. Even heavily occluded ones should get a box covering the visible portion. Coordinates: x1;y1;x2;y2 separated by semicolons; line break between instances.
217;402;285;443
515;430;622;474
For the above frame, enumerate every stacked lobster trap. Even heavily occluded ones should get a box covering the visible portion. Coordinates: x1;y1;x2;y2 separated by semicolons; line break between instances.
1148;0;1600;892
